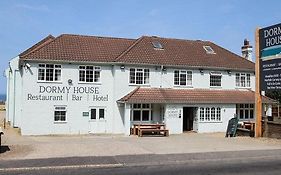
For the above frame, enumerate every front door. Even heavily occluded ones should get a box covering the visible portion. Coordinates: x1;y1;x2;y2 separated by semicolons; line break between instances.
183;107;195;132
89;107;106;133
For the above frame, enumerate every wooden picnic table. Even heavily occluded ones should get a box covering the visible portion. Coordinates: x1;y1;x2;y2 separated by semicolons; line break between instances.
132;123;166;135
242;121;255;131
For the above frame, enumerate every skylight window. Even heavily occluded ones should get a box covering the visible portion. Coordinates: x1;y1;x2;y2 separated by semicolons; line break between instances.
152;41;163;49
203;46;215;54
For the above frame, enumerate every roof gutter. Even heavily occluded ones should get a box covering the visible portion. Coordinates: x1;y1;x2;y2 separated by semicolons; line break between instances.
20;58;255;72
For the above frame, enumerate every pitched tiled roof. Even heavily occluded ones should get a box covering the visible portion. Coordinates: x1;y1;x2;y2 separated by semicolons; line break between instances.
19;35;55;58
116;36;254;71
19;34;255;71
118;87;275;104
20;34;136;62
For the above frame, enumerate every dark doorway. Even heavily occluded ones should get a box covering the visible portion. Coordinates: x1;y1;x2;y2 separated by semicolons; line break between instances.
183;107;194;131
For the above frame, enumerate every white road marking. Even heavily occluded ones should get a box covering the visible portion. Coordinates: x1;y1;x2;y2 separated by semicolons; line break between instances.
0;163;123;172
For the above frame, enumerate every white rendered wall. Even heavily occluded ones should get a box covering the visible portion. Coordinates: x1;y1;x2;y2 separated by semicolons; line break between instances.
165;104;183;134
162;68;255;90
4;68;10;122
20;62;114;135
197;104;236;133
6;57;22;128
10;58;255;135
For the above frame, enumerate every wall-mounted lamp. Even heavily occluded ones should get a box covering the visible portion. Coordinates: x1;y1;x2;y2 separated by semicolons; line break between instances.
68;79;73;85
120;65;125;70
23;63;31;69
199;69;204;74
227;70;231;75
161;65;167;71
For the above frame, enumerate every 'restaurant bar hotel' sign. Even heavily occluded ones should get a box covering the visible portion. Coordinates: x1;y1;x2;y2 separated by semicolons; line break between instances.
260;23;281;91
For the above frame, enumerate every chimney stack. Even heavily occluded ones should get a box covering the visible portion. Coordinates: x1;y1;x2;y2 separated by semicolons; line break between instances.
241;39;253;62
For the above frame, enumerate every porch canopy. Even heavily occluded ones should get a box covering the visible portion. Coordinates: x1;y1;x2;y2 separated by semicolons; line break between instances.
118;87;276;104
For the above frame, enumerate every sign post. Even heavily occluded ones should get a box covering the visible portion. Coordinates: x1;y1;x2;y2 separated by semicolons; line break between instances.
257;23;281;137
255;28;262;137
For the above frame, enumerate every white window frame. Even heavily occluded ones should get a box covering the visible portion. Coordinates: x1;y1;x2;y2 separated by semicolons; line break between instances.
79;65;101;83
203;46;216;54
131;104;152;122
210;72;222;87
174;70;192;86
200;107;204;121
90;107;106;120
129;68;150;85
38;63;62;82
199;107;222;122
237;104;254;120
235;73;251;88
54;106;67;123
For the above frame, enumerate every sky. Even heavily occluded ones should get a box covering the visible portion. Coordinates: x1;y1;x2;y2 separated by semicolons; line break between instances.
0;0;280;95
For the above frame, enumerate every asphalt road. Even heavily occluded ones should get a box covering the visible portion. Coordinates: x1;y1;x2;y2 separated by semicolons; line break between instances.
1;149;281;175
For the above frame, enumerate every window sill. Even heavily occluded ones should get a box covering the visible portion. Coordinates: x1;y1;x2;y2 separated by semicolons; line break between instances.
129;84;151;87
199;121;223;123
210;86;222;89
54;121;67;124
238;119;255;121
37;81;63;84
131;121;151;123
174;85;193;88
235;87;251;89
78;82;102;85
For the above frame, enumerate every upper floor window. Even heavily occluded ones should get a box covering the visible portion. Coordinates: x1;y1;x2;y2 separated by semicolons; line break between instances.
210;72;222;87
129;68;149;85
174;70;192;86
79;66;101;83
236;73;250;87
38;64;61;82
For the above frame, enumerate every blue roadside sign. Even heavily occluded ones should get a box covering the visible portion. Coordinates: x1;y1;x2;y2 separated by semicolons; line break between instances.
260;23;281;91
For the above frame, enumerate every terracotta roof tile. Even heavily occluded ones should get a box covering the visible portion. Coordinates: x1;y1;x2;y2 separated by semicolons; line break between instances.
118;88;275;104
117;36;254;71
19;34;254;71
19;35;55;58
20;34;136;62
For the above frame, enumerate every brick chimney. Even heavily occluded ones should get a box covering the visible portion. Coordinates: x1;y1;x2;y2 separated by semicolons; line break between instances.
241;39;253;62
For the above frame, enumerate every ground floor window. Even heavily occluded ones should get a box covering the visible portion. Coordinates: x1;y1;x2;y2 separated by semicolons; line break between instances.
90;107;105;120
199;107;221;122
236;104;254;120
131;104;151;121
54;106;66;122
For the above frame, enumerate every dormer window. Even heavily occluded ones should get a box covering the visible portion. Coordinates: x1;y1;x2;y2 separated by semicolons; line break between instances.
203;46;215;54
152;41;163;49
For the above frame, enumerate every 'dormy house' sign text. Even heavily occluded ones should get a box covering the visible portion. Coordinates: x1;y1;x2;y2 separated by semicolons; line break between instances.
27;85;109;102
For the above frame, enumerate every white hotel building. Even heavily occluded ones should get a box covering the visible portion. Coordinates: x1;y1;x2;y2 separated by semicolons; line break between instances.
5;34;274;135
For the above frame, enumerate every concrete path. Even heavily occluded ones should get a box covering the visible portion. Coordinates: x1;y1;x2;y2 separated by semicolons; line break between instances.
1;111;281;160
1;128;281;160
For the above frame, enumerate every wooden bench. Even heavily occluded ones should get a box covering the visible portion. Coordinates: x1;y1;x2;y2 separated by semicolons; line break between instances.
133;124;166;135
138;128;169;137
236;127;255;137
